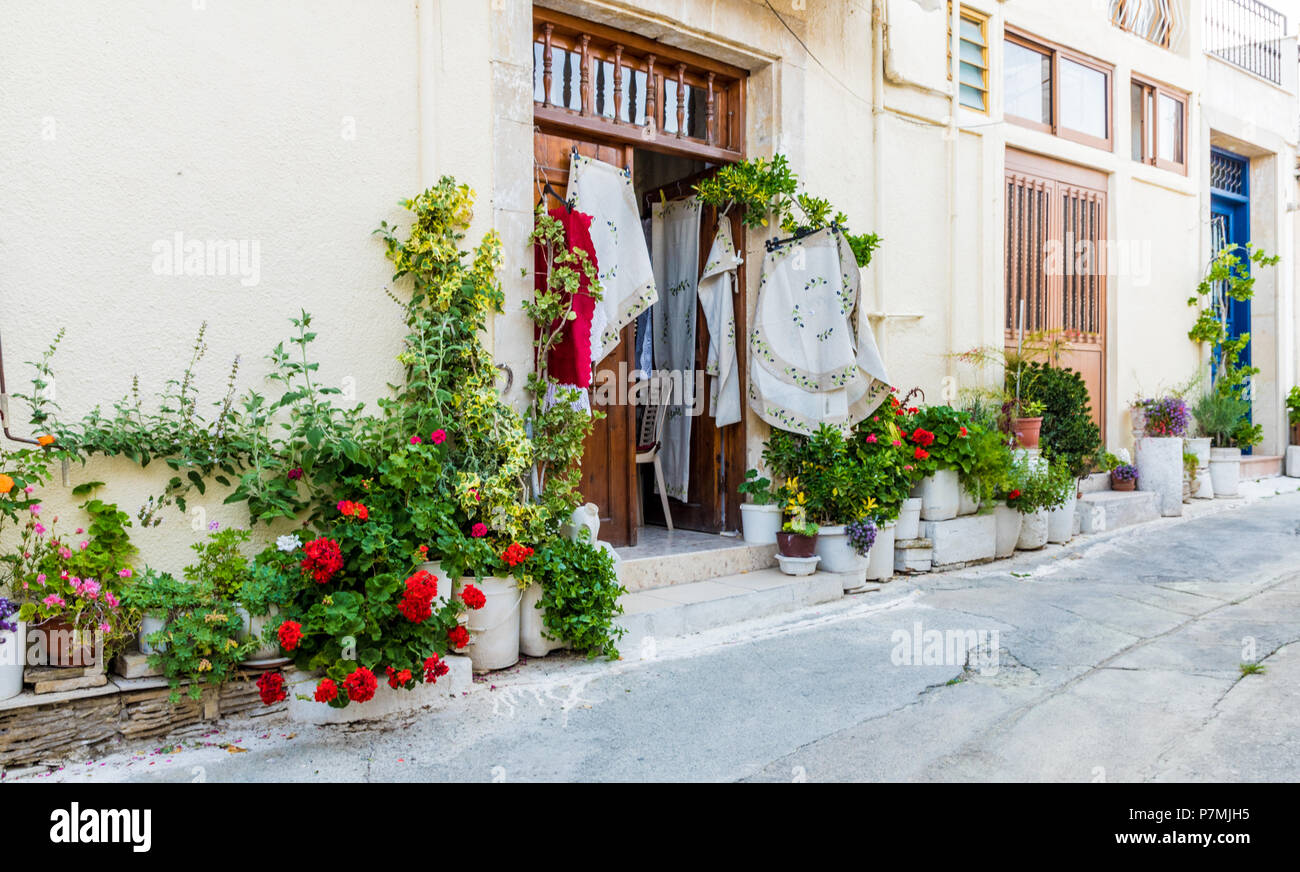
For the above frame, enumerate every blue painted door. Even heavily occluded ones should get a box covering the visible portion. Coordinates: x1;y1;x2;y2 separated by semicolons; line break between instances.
1209;149;1251;450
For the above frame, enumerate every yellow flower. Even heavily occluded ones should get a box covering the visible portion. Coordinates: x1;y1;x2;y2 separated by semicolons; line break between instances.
197;658;212;672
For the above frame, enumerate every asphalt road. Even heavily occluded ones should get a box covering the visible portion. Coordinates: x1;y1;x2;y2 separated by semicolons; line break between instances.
19;488;1300;783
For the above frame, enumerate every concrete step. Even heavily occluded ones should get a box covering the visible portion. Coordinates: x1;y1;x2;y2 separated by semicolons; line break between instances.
615;568;855;657
616;535;776;593
1077;489;1160;533
1241;454;1284;479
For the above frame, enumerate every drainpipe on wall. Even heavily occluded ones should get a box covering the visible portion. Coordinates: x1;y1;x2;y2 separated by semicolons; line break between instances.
872;0;888;365
946;0;959;384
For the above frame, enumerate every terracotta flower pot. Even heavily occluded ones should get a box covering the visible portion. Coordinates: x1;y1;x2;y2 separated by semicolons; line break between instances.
1011;416;1043;449
31;617;98;669
1111;475;1136;491
776;531;818;558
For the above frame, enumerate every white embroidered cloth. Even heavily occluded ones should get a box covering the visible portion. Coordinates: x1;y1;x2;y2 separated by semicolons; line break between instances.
567;154;658;364
651;197;701;501
698;218;744;428
748;227;890;434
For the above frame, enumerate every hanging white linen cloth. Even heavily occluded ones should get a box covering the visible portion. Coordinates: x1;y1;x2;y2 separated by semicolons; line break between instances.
566;154;658;365
748;226;890;434
650;196;702;501
697;218;744;428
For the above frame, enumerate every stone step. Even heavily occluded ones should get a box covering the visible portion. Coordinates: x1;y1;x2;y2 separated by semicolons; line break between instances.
1241;454;1284;479
615;568;852;658
1077;489;1160;533
615;536;776;593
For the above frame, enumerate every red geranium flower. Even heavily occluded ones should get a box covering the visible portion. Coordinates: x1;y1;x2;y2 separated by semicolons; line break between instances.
337;500;369;521
448;625;469;650
958;426;969;437
343;666;378;703
257;671;286;706
277;619;303;652
1008;489;1022;500
910;428;935;447
301;538;344;584
471;522;488;538
461;584;486;610
314;678;338;703
385;665;414;689
501;543;535;568
914;447;930;460
287;467;303;480
431;429;447;445
399;570;439;623
424;653;450;684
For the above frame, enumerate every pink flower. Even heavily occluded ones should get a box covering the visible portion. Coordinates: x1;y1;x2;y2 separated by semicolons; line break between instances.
79;540;88;551
431;429;447;445
105;592;119;608
410;435;423;444
891;440;902;447
75;528;83;535
471;523;488;538
33;523;45;535
29;504;41;515
42;594;65;607
36;573;45;585
99;623;111;633
24;485;34;494
865;434;878;443
118;568;132;578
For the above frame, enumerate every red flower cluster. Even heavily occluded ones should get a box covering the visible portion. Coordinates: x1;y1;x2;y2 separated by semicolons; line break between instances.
460;583;486;610
257;671;286;706
287;467;303;480
398;570;439;623
910;428;935;447
448;625;469;649
501;543;535;568
424;653;450;684
385;665;414;689
337;500;370;521
314;678;339;703
343;666;377;703
277;619;303;652
301;538;343;584
913;447;930;460
1008;489;1022;500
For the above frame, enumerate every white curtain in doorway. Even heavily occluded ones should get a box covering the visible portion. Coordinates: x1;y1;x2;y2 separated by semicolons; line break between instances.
651;196;702;501
698;218;744;428
566;153;658;365
748;227;891;435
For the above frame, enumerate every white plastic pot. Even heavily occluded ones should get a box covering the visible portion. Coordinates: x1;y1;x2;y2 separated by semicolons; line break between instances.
1209;447;1241;498
1136;436;1183;517
1193;466;1215;499
919;470;960;521
235;605;281;660
739;503;781;545
775;554;820;576
1185;437;1212;469
137;613;167;655
519;581;565;658
814;525;870;590
895;498;923;540
1016;509;1049;550
993;506;1021;559
1287;445;1300;478
0;621;26;701
463;575;520;672
958;485;979;516
1047;492;1077;544
865;521;895;581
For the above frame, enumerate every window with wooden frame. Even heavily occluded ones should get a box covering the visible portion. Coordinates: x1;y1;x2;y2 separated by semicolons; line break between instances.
949;4;989;113
1130;76;1187;173
532;8;745;163
1004;29;1113;151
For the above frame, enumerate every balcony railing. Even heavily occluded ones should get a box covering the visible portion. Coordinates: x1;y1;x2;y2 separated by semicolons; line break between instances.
1204;0;1287;85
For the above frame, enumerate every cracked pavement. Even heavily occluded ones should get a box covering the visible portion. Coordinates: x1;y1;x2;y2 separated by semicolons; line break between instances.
16;488;1300;783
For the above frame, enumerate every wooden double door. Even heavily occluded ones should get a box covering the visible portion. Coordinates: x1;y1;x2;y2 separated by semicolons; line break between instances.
1004;149;1108;430
534;131;745;547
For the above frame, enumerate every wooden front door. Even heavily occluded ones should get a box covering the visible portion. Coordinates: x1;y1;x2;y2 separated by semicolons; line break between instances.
638;190;747;534
1004;149;1108;430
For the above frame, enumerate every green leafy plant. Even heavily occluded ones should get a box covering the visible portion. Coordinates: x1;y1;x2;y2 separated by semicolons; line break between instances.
1018;362;1102;478
1285;386;1300;427
1006;454;1071;514
184;526;251;602
1191;392;1252;449
738;469;778;505
531;532;625;660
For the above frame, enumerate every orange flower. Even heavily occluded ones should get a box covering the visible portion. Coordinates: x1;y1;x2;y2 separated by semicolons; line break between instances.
0;474;13;493
37;435;55;447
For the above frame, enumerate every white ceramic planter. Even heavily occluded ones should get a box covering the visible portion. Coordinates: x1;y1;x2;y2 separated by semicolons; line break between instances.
0;621;26;701
1136;436;1183;516
993;505;1021;559
1047;492;1076;544
739;503;781;545
1192;466;1215;499
958;485;979;516
895;498;923;540
137;613;167;655
814;525;870;590
919;469;960;521
1287;445;1300;478
1209;447;1241;498
236;605;281;660
1016;509;1049;550
462;575;520;672
519;581;565;658
776;554;820;576
1185;437;1212;469
865;521;895;581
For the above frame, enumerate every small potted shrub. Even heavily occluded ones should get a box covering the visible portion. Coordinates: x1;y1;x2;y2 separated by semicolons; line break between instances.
738;468;781;545
775;481;819;575
1110;463;1138;491
1009;454;1067;550
121;569;196;656
1192;392;1253;498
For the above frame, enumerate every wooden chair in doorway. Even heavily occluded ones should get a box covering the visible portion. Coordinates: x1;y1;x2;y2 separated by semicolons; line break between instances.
634;373;673;531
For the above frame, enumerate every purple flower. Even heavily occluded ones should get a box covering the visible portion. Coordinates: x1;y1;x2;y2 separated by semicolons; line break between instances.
208;521;220;531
